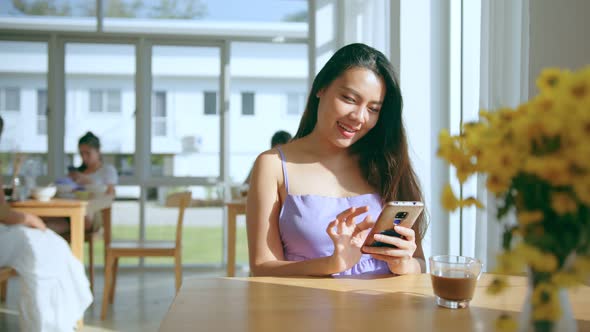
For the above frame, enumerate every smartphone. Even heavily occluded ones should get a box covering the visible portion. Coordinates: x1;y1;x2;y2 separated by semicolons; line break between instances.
67;166;78;173
361;201;424;251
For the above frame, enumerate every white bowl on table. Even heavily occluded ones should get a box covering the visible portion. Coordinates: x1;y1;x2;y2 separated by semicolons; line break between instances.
31;186;57;202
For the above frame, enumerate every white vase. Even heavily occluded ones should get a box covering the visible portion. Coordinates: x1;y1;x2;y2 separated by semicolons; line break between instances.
519;284;577;332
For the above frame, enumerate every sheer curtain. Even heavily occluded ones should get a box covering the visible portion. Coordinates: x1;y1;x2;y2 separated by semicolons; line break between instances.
312;0;390;71
338;0;389;54
473;0;530;271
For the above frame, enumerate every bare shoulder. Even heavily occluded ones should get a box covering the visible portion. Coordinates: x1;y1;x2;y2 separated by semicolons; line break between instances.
271;139;308;161
252;148;283;180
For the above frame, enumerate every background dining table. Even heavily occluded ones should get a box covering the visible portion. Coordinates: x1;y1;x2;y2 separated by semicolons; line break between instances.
10;194;113;262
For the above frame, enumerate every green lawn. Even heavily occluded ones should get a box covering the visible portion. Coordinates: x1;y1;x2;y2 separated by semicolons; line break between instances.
84;225;249;266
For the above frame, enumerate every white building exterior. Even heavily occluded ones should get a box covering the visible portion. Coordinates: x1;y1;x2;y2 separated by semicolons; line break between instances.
0;20;308;183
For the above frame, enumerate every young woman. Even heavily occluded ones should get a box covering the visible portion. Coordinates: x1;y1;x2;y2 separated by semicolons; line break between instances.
247;43;427;277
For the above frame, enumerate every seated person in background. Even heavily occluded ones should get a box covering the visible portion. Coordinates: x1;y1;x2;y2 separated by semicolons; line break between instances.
244;130;292;185
69;131;118;196
46;131;118;234
0;115;93;332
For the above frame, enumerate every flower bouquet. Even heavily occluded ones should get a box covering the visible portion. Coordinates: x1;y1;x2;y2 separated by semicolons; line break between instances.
437;66;590;332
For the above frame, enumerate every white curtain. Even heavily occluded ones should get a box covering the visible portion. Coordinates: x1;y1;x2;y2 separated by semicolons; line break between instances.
313;0;389;73
338;0;389;54
474;0;530;271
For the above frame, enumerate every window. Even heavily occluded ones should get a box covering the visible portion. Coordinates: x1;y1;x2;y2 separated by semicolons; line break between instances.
0;87;20;111
152;91;167;137
241;92;255;115
37;90;48;135
0;41;48;176
89;89;102;112
287;92;305;115
106;90;121;112
204;91;217;115
89;89;121;112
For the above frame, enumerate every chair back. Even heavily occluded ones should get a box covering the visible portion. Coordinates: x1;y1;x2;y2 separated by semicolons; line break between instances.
165;191;192;249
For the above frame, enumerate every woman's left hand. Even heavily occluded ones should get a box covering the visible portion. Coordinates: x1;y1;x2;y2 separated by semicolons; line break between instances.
361;225;420;275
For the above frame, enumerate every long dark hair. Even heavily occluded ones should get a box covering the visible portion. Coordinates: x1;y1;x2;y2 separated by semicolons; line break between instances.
78;131;101;172
295;43;427;239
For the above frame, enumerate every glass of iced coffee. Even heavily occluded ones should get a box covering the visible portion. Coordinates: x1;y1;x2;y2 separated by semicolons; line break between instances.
429;255;483;309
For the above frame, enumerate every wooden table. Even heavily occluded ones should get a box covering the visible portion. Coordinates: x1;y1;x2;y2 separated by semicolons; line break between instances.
225;199;246;277
10;199;87;262
159;274;590;331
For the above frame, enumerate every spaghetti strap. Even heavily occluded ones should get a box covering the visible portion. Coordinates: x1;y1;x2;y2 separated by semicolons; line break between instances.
276;146;290;194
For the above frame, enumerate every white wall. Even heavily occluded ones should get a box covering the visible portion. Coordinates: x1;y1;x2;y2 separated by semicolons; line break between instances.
529;0;590;97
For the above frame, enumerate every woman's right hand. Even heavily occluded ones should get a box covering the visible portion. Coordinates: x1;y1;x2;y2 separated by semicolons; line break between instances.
326;206;375;272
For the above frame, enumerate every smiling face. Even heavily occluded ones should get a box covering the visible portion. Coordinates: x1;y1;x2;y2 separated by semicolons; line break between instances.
314;67;386;149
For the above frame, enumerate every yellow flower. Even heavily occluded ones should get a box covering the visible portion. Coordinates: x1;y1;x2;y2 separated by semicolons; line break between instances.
553;256;590;287
533;301;562;322
455;157;477;183
437;130;453;154
486;174;511;194
495;252;525;274
487;277;508;295
536;67;564;93
532;283;557;306
441;184;459;211
480;149;521;183
574;256;590;275
560;68;590;108
532;253;559;273
532;283;562;321
573;177;590;205
552;271;582;287
568;145;590;171
441;184;484;212
524;156;572;187
461;197;484;209
517;211;544;226
511;244;558;272
551;192;578;215
495;314;518;332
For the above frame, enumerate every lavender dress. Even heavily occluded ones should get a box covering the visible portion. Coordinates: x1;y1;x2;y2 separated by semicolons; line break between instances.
276;147;391;276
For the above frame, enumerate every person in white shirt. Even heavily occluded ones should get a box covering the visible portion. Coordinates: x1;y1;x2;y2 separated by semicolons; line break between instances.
47;131;118;234
68;131;118;196
0;115;93;332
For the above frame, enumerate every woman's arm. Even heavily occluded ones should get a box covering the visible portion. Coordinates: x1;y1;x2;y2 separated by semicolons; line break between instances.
104;165;118;195
1;207;46;230
106;184;116;196
246;151;344;277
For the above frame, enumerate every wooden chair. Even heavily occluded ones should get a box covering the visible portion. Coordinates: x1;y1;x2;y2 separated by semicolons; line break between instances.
0;267;16;303
63;207;112;294
100;191;191;320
